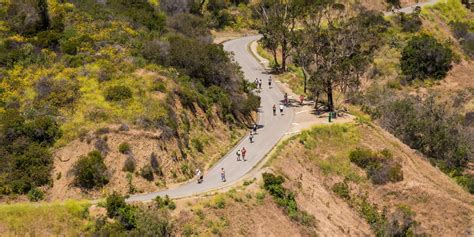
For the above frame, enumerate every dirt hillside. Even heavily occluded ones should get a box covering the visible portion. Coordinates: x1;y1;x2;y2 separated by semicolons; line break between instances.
269;123;473;236
50;103;245;201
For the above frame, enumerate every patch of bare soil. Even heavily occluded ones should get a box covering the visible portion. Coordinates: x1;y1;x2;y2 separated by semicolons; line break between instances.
358;126;473;236
272;143;373;236
173;186;310;236
50;105;244;201
272;124;473;236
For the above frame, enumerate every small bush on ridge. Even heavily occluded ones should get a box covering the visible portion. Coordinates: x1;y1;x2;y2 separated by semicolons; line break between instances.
72;150;109;189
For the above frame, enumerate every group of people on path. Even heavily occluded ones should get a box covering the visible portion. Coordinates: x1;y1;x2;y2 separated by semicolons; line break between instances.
196;122;259;184
196;75;306;184
195;167;227;183
254;76;273;89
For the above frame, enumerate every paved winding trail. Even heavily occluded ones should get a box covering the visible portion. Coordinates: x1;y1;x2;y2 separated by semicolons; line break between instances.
384;0;440;15
127;0;445;202
127;35;294;202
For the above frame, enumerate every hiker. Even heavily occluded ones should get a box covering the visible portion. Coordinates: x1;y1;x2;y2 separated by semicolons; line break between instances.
259;79;263;89
284;93;288;105
268;76;272;88
196;169;203;184
236;149;241;161
300;95;304;105
253;123;257;134
249;132;254;143
221;168;226;182
241;147;247;161
280;104;284;115
254;78;259;86
273;104;276;116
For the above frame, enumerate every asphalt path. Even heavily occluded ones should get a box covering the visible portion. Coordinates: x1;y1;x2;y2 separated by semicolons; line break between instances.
384;0;440;15
127;35;294;202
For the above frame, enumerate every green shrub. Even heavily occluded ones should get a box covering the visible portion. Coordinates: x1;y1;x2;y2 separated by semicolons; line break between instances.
191;138;203;153
152;82;167;92
140;165;154;181
35;77;81;108
35;30;62;48
60;34;93;55
95;127;110;136
375;95;471;190
456;174;474;194
385;205;420;236
357;197;387;235
401;34;453;80
27;188;45;202
243;178;255;186
256;192;266;204
449;21;474;59
180;163;193;178
241;94;261;114
0;109;60;194
332;182;350;200
350;148;403;185
130;208;173;236
126;172;136;194
262;173;285;189
119;142;131;154
400;13;422;33
117;205;138;230
105;85;133;101
106;192;127;218
122;156;136;173
261;173;315;227
154;195;176;210
6;0;50;35
212;195;226;209
72;150;109;189
150;153;163;176
349;147;377;168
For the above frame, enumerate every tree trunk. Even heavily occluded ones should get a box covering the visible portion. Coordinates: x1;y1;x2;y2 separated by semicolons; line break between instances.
281;40;287;72
327;83;334;112
314;91;319;110
38;0;50;31
272;49;280;69
302;67;308;94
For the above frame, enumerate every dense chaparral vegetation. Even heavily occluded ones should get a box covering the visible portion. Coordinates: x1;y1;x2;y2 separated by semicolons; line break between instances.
0;0;258;196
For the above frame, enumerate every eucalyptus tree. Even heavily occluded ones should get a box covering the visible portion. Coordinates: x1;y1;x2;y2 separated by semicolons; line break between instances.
255;0;305;71
302;5;388;111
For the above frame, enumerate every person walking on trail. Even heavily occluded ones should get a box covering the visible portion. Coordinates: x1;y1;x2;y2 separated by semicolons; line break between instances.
284;93;288;105
221;168;226;182
236;149;241;161
254;78;258;86
241;147;247;161
259;79;263;89
273;104;276;116
196;169;203;184
280;104;284;115
253;123;257;134
300;95;304;105
249;132;254;143
268;76;272;88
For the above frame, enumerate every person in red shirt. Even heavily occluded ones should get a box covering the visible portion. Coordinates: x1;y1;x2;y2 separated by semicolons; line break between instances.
241;147;247;161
